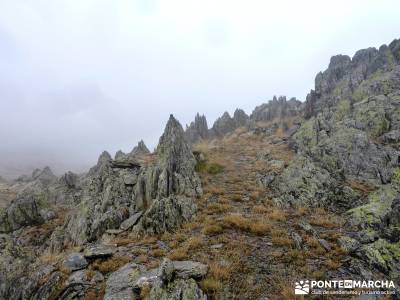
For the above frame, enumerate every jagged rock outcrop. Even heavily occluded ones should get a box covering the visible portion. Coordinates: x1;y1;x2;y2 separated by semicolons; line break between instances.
185;113;209;144
250;96;302;122
0;194;45;233
210;109;249;137
210;111;236;137
31;166;57;185
233;108;249;128
49;115;202;248
129;140;150;157
274;38;400;280
104;258;207;300
305;39;400;118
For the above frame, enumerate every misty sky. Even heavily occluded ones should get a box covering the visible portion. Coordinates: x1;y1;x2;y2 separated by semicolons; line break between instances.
0;0;400;177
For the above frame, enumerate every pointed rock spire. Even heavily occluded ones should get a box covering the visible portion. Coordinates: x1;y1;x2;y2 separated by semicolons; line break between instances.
130;140;150;157
157;114;196;173
185;113;209;144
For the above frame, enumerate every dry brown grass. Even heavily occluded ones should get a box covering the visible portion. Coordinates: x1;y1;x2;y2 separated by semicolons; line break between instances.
209;261;231;281
206;186;225;196
92;255;131;274
200;278;223;295
151;248;166;258
271;229;293;247
272;235;294;247
139;284;151;299
309;215;340;229
112;237;136;246
206;203;231;214
347;180;376;197
185;236;204;250
83;288;104;300
294;206;309;216
230;194;243;202
267;207;288;222
325;259;341;270
249;220;272;235
137;254;148;264
168;247;188;260
275;127;285;138
223;214;249;230
202;223;224;235
222;214;271;235
252;205;269;214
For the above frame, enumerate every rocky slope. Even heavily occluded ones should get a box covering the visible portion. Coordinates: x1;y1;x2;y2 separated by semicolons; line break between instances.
0;38;400;299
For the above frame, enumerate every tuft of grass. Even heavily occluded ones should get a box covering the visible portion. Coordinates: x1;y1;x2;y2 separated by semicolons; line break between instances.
309;216;339;228
140;284;151;299
249;220;271;235
325;259;341;270
206;203;231;214
195;161;224;174
267;208;287;222
209;261;231;281
202;223;224;235
186;236;204;250
207;163;225;174
200;277;222;294
168;247;188;261
151;248;166;258
222;214;271;235
92;255;131;274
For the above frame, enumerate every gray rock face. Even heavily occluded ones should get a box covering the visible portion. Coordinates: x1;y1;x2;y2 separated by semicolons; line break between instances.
105;259;207;300
250;96;302;122
305;39;400;118
129;140;150;158
279;38;400;279
133;195;197;235
83;244;117;258
32;166;57;185
211;111;236;137
0;194;45;233
51;115;202;247
185;113;209;144
59;171;79;188
233;108;249;128
172;260;208;279
272;157;359;209
120;211;143;230
62;253;88;271
104;263;145;300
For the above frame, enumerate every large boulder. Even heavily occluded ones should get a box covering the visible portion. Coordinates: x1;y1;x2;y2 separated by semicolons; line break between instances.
51;115;202;247
104;259;207;300
0;195;45;233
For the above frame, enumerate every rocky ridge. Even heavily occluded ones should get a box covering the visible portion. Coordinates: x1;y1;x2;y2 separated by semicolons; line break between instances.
0;38;400;299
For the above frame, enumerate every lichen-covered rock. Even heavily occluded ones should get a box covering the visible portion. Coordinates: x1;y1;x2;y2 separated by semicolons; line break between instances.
104;263;145;300
338;236;361;253
149;278;206;300
360;239;400;277
185;113;209;144
129;140;150;158
83;244;117;259
62;253;88;271
0;194;45;233
133;195;197;235
51;115;202;247
251;96;302;122
272;156;359;209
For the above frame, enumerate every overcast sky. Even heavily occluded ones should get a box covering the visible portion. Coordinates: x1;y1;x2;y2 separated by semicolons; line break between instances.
0;0;399;177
